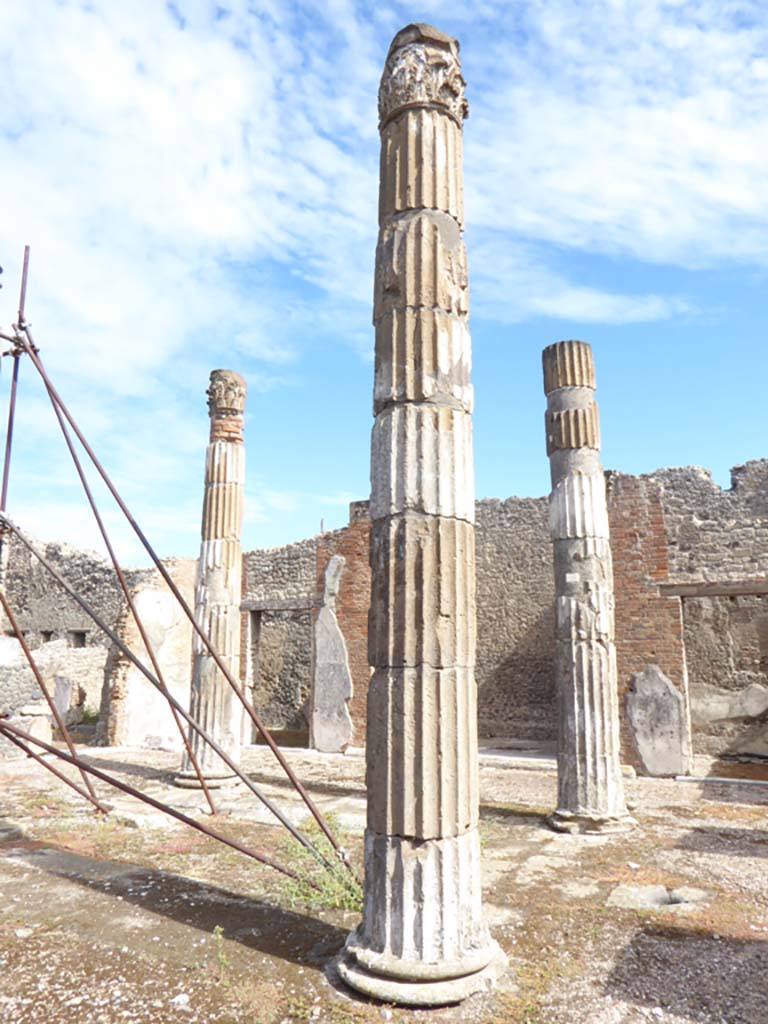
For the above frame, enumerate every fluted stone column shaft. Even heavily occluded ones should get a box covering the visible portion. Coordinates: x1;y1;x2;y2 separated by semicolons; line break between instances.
177;370;246;786
339;24;503;1006
543;341;634;833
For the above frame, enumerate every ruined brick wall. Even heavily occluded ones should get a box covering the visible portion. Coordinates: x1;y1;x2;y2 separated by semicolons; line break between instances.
474;497;555;740
606;473;689;766
241;537;317;738
608;461;768;759
315;502;372;747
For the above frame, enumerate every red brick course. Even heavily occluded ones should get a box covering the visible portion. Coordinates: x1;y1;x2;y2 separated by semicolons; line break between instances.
607;472;687;767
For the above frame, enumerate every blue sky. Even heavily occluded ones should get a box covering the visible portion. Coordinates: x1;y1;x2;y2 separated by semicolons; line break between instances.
1;1;766;565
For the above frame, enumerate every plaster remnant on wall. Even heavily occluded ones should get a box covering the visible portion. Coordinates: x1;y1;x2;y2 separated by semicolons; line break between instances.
98;559;196;750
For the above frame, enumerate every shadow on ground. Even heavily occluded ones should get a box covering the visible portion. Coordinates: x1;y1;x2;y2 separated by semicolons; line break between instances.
2;831;347;971
606;923;768;1023
677;824;768;858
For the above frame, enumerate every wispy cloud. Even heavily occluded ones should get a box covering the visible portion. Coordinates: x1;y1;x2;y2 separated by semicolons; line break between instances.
0;1;765;557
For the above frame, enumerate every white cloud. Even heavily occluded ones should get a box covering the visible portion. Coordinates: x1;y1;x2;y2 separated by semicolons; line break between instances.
464;0;768;267
1;1;766;556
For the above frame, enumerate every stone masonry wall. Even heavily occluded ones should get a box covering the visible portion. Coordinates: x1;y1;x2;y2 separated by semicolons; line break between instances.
655;462;768;582
0;534;150;753
242;537;317;738
2;534;147;649
608;461;768;759
475;497;555;740
684;595;768;754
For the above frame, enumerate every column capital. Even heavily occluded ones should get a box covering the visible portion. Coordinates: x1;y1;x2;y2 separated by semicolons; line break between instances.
379;23;468;130
207;370;246;444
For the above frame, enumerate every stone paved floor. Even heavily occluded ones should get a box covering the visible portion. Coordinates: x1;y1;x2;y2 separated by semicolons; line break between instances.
1;744;767;1023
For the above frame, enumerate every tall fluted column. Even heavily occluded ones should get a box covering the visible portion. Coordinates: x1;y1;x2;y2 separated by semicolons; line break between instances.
176;370;246;787
339;24;504;1006
543;341;635;833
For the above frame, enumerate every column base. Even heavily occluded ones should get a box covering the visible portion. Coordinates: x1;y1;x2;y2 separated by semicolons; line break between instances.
337;941;506;1006
548;809;637;834
172;769;241;790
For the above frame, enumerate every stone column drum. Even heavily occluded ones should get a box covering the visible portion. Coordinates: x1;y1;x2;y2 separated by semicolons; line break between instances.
338;24;504;1005
543;341;635;832
176;370;246;787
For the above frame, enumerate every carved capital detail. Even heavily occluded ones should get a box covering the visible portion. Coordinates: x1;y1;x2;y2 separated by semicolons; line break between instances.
379;24;468;129
207;370;246;418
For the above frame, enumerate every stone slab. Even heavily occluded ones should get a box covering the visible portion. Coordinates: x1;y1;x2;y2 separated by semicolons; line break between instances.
626;664;690;777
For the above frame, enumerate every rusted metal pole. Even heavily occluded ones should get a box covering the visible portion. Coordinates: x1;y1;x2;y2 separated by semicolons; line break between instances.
42;383;218;815
0;717;320;890
19;332;353;875
0;513;354;888
16;245;30;328
0;352;20;514
0;714;108;807
0;592;108;812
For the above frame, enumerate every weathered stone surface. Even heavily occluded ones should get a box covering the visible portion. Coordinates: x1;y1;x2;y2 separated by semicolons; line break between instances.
545;402;600;455
177;370;246;785
373;211;468;321
368;515;475;670
626;664;690;777
379;108;464;225
366;666;478;839
0;708;52;758
377;23;468;130
310;555;353;753
342;23;503;1004
550;474;609;540
370;404;474;521
374;309;472;414
339;829;502;1006
543;340;633;834
542;339;595;393
99;560;197;749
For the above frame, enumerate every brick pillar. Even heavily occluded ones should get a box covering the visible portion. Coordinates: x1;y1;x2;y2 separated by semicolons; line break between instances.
543;341;635;833
338;24;504;1005
176;370;246;786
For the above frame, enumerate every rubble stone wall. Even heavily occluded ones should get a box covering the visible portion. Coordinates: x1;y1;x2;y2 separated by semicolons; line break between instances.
474;497;555;740
242;538;317;738
3;460;766;756
0;536;152;751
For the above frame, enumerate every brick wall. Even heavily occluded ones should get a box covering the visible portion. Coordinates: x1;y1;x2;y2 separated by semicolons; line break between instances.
606;472;689;766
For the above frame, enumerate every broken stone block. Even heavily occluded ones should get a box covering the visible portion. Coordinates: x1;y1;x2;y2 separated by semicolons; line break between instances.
626;664;690;777
310;555;353;753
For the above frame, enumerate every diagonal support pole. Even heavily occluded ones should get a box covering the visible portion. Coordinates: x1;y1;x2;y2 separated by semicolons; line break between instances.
41;379;219;815
0;717;321;890
0;592;108;813
0;514;357;892
17;330;355;877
